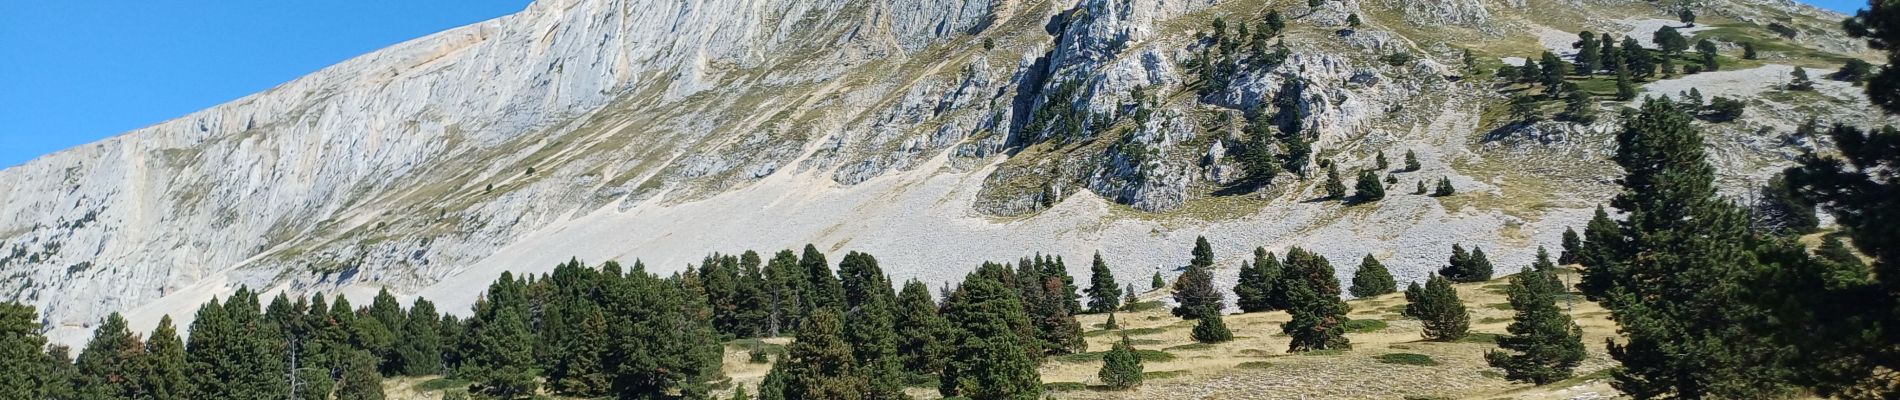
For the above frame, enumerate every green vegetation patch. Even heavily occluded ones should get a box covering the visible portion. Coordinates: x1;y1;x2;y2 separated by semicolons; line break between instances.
1375;353;1441;366
1344;319;1390;333
1120;300;1165;312
416;378;471;392
1052;349;1177;363
1086;326;1167;337
1044;382;1089;391
1236;361;1274;369
1165;342;1215;351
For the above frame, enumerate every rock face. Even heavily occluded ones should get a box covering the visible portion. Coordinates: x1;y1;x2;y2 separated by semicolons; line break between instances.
0;0;1869;344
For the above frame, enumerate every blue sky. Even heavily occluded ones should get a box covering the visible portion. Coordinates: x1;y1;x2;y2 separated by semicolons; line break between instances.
0;0;1870;168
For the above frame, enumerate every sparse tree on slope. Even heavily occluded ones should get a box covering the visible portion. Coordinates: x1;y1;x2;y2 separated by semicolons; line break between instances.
1350;254;1397;298
1487;268;1586;384
1173;237;1225;319
1085;252;1122;313
1407;275;1470;341
1098;333;1144;389
1235;248;1284;312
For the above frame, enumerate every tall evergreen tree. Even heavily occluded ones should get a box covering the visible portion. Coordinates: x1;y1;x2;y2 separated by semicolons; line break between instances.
837;252;906;398
939;275;1043;400
1560;228;1583;265
1354;169;1385;202
0;302;50;399
1440;244;1495;282
769;309;866;400
1097;333;1144;389
336;350;385;400
76;312;148;399
894;280;948;384
1029;271;1086;355
604;267;724;399
1173;237;1225;319
394;298;444;376
801;244;847;312
1349;254;1397;297
1578;98;1802;398
1190;309;1234;343
1576;31;1602;74
546;300;609;397
144;315;190;400
1406;275;1470;341
1487;268;1586;384
1324;163;1348;199
464;289;537;398
1531;246;1558;272
1235;248;1283;312
1281;247;1351;351
1403;149;1421;171
762;249;806;337
1845;4;1900;112
1151;270;1165;291
1085;252;1122;313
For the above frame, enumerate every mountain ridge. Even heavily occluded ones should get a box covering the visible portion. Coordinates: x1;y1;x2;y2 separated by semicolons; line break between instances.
1;0;1880;350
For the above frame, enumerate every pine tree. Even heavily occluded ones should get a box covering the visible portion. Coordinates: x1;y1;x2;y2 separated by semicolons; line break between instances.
1439;244;1494;282
1408;275;1470;341
1151;270;1165;291
1790;66;1816;91
144;316;190;400
939;275;1043;399
801;244;846;312
465;292;537;398
1281;247;1351;351
1414;180;1427;195
1324;164;1348;199
1375;151;1389;170
1353;169;1386;202
336;350;385;400
1563;89;1598;124
1696;39;1720;71
1085;252;1122;313
602;264;724;399
395;298;443;376
1540;51;1570;93
894;280;948;384
1743;42;1758;59
1097;334;1144;389
75;312;148;399
1173;237;1225;319
1282;281;1350;352
1190;309;1234;343
1532;246;1558;272
1560;228;1583;265
1576;31;1602;74
1615;68;1638;100
762;249;806;337
1433;177;1455;196
836;252;907;398
1349;254;1397;297
546;301;609;396
1579;98;1802;398
1235;248;1283;312
772;309;866;399
1487;269;1586;384
0;302;50;399
1623;37;1655;79
1403;149;1421;171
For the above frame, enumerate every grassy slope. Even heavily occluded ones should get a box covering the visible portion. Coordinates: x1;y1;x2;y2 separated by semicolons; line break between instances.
385;267;1622;400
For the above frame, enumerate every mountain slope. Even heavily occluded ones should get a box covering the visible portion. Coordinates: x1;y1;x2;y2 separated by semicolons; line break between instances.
0;0;1880;347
